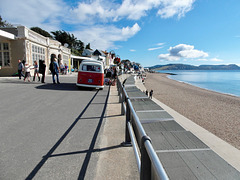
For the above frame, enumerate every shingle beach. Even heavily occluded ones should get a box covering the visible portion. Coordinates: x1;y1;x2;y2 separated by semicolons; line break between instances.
145;73;240;150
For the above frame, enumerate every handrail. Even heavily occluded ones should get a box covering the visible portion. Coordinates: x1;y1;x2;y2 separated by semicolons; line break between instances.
145;140;169;180
127;122;141;171
117;76;169;180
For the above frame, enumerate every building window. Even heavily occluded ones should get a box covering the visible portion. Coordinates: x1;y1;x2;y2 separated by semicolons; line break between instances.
32;44;45;64
0;42;10;67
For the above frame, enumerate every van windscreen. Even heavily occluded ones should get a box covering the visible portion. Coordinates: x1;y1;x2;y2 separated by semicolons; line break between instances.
82;65;101;72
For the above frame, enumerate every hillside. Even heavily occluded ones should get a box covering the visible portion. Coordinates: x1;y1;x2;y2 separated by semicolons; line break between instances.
149;64;240;70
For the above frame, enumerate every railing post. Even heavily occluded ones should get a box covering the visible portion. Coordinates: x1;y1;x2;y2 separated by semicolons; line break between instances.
140;136;152;180
126;99;131;143
121;88;125;115
117;78;120;96
119;83;122;103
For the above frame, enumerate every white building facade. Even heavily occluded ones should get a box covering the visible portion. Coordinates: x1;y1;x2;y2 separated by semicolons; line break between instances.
0;26;71;76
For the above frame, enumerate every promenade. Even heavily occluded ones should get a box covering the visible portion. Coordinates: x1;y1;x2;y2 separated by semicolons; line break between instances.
0;74;138;180
1;73;239;179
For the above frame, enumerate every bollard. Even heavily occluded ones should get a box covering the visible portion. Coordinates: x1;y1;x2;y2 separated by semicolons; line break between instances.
140;136;152;180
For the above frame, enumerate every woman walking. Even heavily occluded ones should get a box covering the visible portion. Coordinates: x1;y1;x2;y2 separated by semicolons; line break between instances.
33;61;40;82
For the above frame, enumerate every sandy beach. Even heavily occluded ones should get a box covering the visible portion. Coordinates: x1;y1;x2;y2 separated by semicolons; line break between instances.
144;73;240;150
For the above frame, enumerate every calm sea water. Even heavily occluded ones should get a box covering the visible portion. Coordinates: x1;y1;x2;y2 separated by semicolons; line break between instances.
156;70;240;97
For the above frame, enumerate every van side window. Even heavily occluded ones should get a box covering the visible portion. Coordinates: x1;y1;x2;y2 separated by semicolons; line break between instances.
82;65;87;71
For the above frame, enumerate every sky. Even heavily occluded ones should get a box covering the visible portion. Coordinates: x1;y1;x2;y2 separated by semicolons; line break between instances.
1;0;240;67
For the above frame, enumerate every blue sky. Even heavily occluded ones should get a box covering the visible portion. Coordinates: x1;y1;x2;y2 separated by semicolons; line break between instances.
1;0;240;67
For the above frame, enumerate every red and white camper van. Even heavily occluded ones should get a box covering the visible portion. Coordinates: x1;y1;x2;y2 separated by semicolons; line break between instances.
76;59;104;89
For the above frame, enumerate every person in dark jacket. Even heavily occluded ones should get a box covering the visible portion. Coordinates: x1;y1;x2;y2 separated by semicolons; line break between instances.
18;59;24;79
52;58;60;84
149;90;153;99
39;60;46;83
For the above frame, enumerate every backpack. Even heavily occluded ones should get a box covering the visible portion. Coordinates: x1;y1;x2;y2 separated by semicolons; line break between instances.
49;62;54;72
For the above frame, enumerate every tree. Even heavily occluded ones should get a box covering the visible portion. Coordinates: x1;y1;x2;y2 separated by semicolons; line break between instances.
72;40;84;56
0;16;12;27
85;43;91;50
51;30;84;56
30;27;52;38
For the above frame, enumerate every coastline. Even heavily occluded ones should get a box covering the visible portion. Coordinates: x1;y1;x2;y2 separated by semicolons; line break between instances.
144;73;240;150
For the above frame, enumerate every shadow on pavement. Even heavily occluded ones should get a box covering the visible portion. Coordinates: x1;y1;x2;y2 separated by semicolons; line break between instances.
25;89;100;180
26;86;111;180
35;83;99;91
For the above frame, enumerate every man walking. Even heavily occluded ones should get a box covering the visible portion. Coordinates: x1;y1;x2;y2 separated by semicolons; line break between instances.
18;59;24;79
149;90;153;99
52;58;60;84
39;60;46;83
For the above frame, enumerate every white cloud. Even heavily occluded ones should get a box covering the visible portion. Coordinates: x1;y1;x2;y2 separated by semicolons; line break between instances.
157;0;196;19
0;0;66;30
64;0;196;24
158;44;208;61
158;53;180;61
157;42;165;46
196;58;224;62
72;23;141;50
210;58;223;62
0;0;196;50
148;46;164;51
122;23;141;37
130;49;136;52
148;42;165;51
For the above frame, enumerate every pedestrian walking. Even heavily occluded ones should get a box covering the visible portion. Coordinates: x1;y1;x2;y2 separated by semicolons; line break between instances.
60;63;64;74
146;90;148;97
17;59;24;79
64;63;68;75
39;60;46;83
33;61;40;82
23;63;32;82
149;89;153;99
52;58;60;84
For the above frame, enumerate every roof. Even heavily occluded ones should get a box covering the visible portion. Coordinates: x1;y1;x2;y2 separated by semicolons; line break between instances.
0;29;15;40
92;49;106;57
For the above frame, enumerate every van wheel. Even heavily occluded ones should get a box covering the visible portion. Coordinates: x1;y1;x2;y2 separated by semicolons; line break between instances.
99;88;103;90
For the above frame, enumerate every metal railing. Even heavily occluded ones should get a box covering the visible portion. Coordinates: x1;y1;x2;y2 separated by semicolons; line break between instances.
117;76;169;180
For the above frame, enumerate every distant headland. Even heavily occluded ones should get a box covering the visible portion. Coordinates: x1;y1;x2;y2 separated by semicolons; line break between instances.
148;64;240;70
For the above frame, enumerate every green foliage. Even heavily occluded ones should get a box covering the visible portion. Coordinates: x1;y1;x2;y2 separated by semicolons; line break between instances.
51;30;84;56
30;27;52;38
85;43;91;50
0;15;12;27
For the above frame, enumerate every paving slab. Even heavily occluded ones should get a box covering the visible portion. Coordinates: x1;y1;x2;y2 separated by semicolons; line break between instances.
150;131;209;151
142;121;185;132
131;98;163;111
137;111;174;123
127;91;148;99
157;150;240;180
125;86;140;92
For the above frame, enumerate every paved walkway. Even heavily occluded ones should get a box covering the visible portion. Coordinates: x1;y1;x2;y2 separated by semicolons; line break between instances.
0;74;139;180
135;76;240;172
94;82;139;179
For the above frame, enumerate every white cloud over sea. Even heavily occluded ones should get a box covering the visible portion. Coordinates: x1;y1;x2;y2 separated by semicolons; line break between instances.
158;44;209;61
0;0;196;50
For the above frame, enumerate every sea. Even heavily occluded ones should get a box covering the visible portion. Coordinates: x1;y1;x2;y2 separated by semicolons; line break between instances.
156;70;240;97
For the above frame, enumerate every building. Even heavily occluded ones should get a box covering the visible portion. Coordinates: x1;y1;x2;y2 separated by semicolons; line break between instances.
0;26;71;76
73;49;110;70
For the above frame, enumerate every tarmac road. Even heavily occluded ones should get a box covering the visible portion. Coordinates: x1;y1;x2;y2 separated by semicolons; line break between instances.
0;74;110;180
